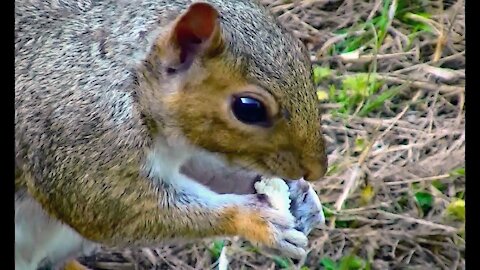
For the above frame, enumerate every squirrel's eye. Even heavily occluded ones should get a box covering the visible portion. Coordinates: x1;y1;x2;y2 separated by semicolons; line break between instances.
231;96;270;126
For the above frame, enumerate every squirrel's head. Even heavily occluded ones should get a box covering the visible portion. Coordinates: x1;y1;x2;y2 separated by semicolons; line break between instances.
138;1;327;181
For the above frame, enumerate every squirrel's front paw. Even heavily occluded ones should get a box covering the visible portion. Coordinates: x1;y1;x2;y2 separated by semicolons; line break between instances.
286;179;326;235
259;207;309;259
231;195;308;259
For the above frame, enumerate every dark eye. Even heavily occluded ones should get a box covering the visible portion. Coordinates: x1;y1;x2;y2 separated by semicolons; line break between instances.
231;96;270;126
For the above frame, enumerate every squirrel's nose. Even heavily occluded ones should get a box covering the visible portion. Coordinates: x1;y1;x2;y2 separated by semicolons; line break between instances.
302;158;327;182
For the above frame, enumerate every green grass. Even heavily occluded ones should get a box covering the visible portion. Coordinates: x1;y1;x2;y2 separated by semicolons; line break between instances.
330;0;433;54
314;67;394;117
320;254;371;270
208;240;225;260
313;0;438;119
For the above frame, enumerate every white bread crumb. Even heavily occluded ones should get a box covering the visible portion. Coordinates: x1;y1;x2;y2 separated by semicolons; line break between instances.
254;177;291;215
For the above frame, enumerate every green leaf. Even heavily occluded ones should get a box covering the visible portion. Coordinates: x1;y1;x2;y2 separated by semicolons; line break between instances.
416;12;432;19
412;23;433;33
365;260;372;270
414;191;433;214
432;180;446;192
322;205;335;218
208;240;224;259
301;266;311;270
273;256;291;269
320;257;338;270
450;167;465;177
245;246;260;253
328;84;337;100
354;137;367;153
313;66;332;84
360;184;375;205
326;164;340;176
342;75;369;97
359;86;399;116
446;199;465;221
397;194;409;210
335;220;352;228
339;255;365;270
458;226;465;240
317;90;329;101
341;74;383;107
411;182;421;191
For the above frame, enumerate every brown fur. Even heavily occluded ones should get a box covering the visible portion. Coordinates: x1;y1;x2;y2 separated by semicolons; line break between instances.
221;207;274;246
63;260;89;270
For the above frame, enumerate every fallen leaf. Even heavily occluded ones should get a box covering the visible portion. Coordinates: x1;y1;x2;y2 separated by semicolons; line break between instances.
360;184;375;205
446;199;465;221
317;90;329;101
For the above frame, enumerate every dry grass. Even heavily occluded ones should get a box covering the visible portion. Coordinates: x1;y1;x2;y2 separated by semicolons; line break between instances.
79;0;465;269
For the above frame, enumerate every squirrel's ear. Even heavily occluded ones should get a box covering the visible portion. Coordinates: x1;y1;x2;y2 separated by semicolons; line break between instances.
164;2;224;72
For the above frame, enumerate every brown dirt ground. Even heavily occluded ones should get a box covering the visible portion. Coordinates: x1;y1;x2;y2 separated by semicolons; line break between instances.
78;0;465;269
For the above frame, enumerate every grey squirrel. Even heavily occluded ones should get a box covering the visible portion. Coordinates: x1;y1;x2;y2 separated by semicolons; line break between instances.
15;0;328;269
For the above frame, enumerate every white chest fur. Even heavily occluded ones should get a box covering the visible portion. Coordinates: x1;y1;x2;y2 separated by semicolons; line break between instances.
15;192;98;270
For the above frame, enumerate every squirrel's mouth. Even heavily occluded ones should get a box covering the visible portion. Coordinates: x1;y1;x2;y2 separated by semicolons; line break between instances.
179;152;327;235
179;154;262;195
